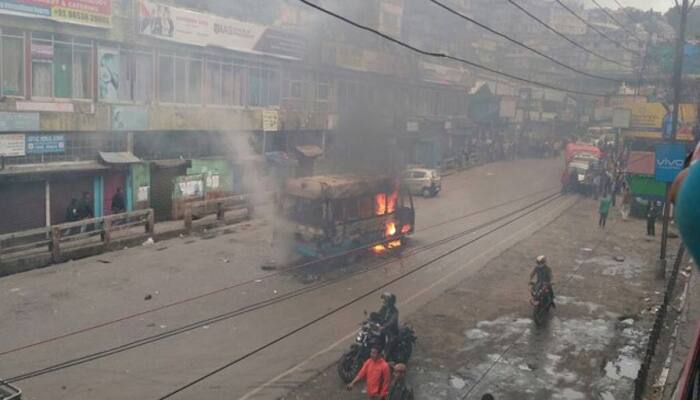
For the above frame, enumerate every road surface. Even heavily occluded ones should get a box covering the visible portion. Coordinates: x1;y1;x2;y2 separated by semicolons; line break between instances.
0;158;570;400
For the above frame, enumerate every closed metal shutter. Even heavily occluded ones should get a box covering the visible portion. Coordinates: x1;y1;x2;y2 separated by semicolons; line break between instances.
0;181;46;234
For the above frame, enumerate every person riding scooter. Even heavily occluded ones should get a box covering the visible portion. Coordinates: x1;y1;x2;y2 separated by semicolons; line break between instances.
529;255;554;306
377;292;399;358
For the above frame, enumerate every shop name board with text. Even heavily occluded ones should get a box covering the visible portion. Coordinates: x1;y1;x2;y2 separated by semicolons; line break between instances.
0;0;111;28
137;0;304;59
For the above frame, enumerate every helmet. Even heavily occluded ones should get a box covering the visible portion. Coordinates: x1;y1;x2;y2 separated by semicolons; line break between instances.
536;255;547;265
381;292;396;307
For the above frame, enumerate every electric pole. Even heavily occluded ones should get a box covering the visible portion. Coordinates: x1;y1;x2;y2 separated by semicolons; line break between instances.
658;0;695;279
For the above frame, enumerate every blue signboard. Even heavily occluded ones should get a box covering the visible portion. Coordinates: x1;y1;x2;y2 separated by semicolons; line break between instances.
26;134;65;154
655;143;687;183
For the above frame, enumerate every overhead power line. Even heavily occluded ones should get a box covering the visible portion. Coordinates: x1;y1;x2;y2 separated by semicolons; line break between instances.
589;0;645;43
295;0;610;97
426;0;623;82
154;193;565;400
506;0;633;70
553;0;642;56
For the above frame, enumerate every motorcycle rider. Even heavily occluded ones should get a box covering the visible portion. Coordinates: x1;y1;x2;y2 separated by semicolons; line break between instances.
377;292;399;358
529;255;554;306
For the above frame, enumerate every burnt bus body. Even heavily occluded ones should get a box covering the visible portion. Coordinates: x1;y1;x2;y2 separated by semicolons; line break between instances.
282;175;415;261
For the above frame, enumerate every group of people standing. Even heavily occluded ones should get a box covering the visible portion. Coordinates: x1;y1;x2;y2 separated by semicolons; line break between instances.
64;188;125;233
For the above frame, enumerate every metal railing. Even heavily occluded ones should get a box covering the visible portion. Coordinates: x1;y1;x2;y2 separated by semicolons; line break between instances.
634;245;686;399
0;209;154;264
0;379;21;400
183;195;252;233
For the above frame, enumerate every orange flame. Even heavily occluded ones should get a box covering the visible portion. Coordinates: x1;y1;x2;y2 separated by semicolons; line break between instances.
372;240;402;254
375;193;387;215
386;222;397;236
387;191;398;214
401;224;411;234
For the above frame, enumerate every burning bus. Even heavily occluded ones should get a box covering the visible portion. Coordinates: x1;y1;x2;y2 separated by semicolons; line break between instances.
281;175;415;262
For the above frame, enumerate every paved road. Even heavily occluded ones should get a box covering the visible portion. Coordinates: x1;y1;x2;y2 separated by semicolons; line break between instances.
0;158;570;400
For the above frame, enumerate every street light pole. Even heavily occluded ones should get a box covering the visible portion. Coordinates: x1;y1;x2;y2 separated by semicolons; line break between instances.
658;0;695;279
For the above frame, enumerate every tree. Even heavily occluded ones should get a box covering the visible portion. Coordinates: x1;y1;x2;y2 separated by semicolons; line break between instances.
665;5;700;40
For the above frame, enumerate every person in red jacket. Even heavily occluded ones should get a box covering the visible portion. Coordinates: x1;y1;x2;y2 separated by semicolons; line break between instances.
346;346;391;399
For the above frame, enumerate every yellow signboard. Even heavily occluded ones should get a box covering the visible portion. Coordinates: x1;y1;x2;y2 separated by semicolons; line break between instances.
624;102;697;141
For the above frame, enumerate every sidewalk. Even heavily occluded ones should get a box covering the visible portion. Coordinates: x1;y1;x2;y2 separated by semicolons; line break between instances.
283;197;675;399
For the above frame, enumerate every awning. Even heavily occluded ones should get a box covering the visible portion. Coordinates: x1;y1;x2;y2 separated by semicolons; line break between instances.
99;152;142;164
0;161;108;177
295;145;323;158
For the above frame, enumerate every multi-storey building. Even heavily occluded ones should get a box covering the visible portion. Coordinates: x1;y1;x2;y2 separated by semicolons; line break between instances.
0;0;481;234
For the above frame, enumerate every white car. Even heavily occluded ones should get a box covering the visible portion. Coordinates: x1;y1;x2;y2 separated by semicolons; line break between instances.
403;168;441;197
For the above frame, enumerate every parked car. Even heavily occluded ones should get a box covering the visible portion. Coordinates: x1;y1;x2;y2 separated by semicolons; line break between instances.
403;168;441;197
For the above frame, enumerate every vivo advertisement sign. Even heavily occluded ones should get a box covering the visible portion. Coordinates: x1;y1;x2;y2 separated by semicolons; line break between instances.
655;143;687;183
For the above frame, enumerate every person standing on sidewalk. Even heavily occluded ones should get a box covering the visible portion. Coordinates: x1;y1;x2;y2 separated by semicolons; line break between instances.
347;347;390;400
598;195;612;228
387;363;413;400
647;201;660;236
620;188;632;221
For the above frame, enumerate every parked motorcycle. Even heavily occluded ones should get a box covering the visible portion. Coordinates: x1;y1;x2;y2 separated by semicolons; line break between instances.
530;282;553;326
337;312;416;383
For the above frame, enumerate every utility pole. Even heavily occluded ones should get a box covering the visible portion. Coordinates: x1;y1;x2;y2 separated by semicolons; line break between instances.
658;0;695;279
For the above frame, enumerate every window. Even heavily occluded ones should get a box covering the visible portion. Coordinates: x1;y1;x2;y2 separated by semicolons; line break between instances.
222;64;244;106
72;46;92;99
174;57;186;103
188;59;202;104
205;60;221;105
248;68;279;107
158;53;203;105
31;38;53;97
30;33;93;99
1;33;24;96
158;54;174;102
316;78;330;102
116;49;153;103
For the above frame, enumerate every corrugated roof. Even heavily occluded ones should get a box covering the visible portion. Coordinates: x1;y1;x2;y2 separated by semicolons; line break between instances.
99;152;142;164
627;151;655;176
0;161;108;176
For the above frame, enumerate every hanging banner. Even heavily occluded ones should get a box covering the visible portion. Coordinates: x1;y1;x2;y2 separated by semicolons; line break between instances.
0;133;25;157
0;0;111;28
137;0;304;59
138;0;208;46
98;47;120;101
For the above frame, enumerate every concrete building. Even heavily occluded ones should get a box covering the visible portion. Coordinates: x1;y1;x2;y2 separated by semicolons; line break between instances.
0;0;479;234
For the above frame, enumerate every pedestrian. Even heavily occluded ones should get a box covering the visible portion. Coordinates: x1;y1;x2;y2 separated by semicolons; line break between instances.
387;363;414;400
620;188;632;221
65;198;80;222
78;192;94;233
111;187;125;214
346;346;390;399
482;395;495;400
65;198;80;235
592;174;601;200
598;195;611;228
647;201;660;236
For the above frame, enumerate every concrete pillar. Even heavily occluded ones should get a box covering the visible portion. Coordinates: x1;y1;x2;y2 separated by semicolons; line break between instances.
93;175;104;217
45;180;51;227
